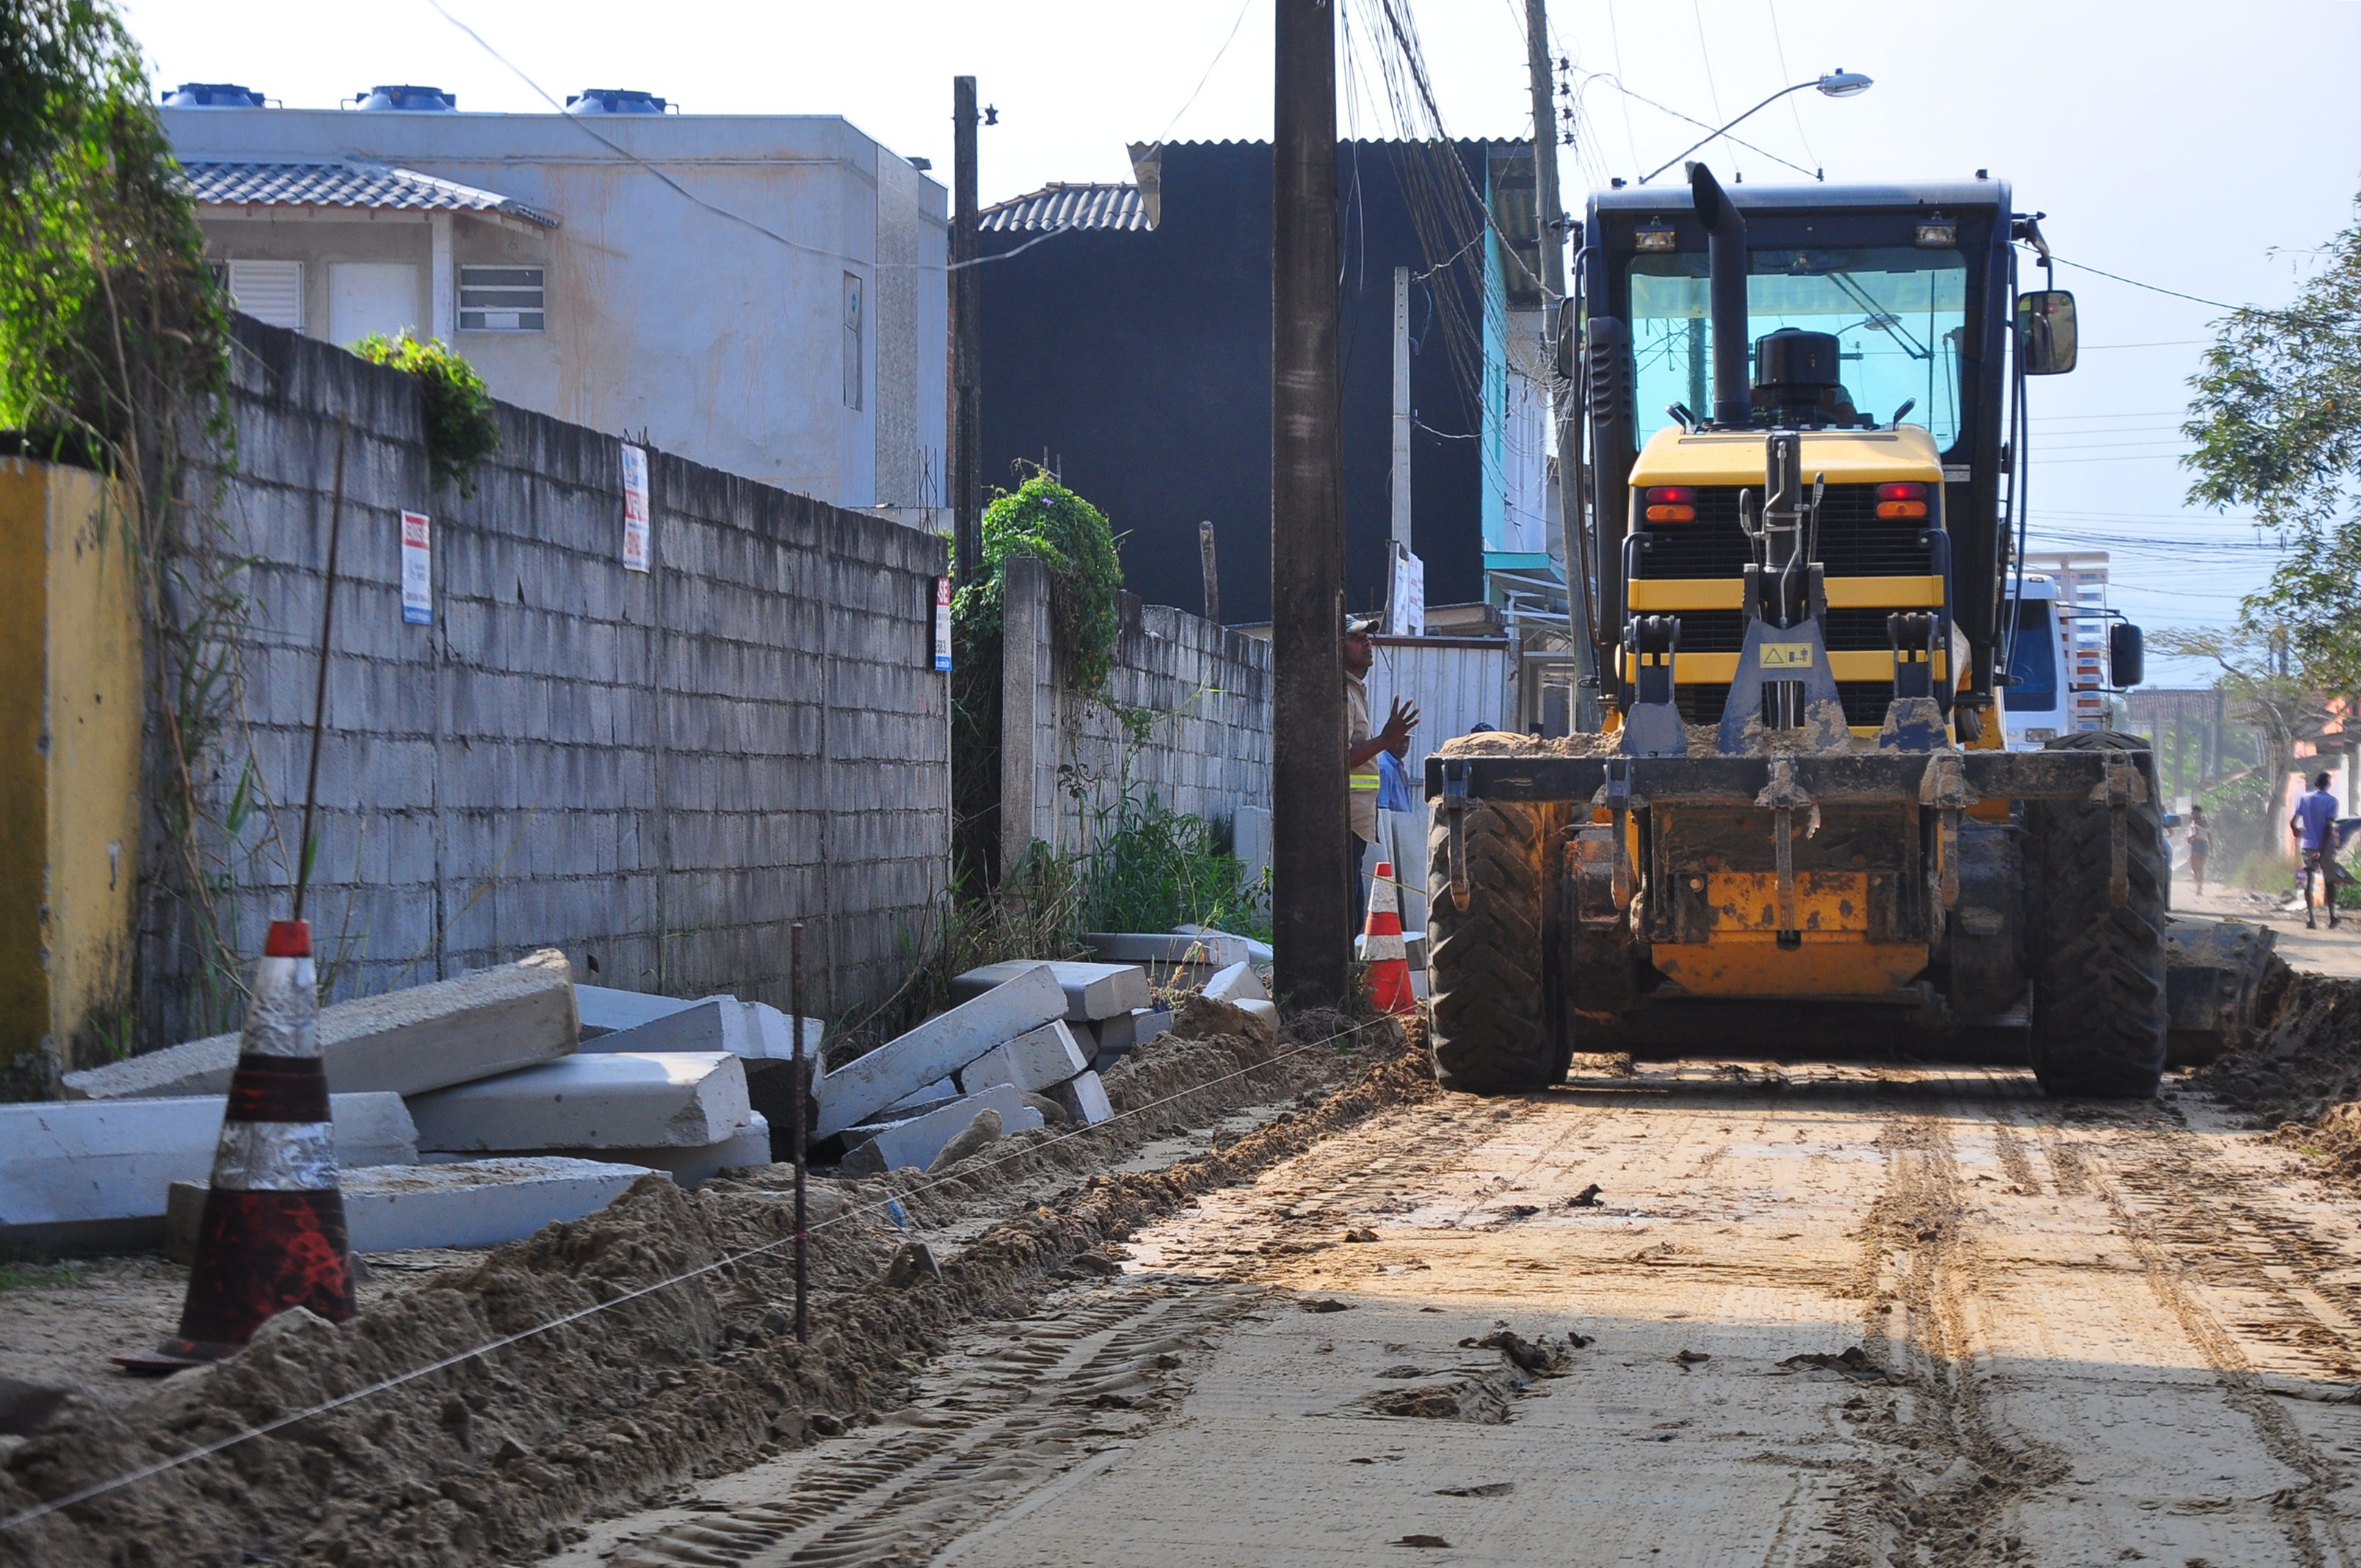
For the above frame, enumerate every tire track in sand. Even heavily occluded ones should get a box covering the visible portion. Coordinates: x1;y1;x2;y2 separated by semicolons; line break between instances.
2041;1109;2357;1568
1815;1102;2071;1567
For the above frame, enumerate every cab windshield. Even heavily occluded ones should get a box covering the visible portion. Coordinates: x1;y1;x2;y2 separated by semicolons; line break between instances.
1628;245;1969;448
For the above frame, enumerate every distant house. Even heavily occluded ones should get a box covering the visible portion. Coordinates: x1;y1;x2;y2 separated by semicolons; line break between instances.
162;83;947;511
977;139;1553;627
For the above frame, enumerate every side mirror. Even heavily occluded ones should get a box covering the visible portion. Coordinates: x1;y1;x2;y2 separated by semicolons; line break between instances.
2109;621;2144;689
2016;289;2078;375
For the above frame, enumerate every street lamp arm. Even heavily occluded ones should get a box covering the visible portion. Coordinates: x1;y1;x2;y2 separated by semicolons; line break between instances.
1636;79;1819;186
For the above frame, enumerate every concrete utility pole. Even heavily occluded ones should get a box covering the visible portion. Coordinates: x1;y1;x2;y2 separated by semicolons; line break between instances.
951;77;984;586
1391;265;1412;556
1272;0;1350;1009
1525;0;1601;728
1199;520;1222;625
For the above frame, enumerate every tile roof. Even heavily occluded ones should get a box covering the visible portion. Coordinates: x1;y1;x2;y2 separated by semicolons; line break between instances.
979;182;1147;233
180;159;559;228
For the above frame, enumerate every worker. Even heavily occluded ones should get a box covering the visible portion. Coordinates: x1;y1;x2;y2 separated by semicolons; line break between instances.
2186;804;2211;897
2292;772;2342;931
1345;613;1418;923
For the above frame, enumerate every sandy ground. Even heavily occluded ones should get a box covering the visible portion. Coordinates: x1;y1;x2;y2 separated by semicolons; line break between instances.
546;1053;2361;1568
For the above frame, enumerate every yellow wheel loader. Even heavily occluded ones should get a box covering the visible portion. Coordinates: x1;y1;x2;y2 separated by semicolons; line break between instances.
1424;165;2276;1097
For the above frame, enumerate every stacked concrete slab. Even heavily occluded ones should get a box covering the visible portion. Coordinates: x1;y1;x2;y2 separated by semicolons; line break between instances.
1;1092;418;1253
809;962;1140;1175
61;948;580;1100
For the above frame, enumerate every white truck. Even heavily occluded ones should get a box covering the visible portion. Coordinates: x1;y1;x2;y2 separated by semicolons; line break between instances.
2003;553;2124;749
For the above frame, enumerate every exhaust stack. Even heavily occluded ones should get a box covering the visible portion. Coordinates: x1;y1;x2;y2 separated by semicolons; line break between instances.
1687;162;1751;428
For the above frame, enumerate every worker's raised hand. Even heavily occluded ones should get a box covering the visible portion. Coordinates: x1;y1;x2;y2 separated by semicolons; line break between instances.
1379;697;1421;757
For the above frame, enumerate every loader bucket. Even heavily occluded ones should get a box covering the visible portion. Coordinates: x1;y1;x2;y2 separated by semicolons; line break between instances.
2164;916;2288;1067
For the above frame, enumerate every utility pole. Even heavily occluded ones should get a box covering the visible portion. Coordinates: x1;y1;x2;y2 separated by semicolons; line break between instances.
1271;0;1349;1009
1199;520;1222;625
1391;265;1412;557
951;77;983;587
1524;0;1600;728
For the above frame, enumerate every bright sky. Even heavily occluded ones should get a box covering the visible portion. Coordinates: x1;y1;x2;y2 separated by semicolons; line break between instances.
122;0;2361;687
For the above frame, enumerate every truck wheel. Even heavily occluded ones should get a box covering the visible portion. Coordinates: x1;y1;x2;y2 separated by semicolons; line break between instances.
2025;731;2168;1098
1426;800;1567;1093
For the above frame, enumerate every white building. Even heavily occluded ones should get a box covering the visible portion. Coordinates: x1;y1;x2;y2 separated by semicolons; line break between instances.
163;84;947;509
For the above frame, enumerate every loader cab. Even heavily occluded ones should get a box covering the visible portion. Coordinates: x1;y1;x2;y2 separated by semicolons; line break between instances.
1578;179;2017;738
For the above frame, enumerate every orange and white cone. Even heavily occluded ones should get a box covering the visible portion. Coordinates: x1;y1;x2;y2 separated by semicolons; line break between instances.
1363;861;1418;1015
146;919;355;1365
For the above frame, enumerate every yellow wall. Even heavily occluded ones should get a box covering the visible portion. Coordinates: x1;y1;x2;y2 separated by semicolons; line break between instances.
0;460;142;1095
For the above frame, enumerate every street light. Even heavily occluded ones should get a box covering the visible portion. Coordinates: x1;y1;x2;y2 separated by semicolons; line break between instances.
1636;70;1874;185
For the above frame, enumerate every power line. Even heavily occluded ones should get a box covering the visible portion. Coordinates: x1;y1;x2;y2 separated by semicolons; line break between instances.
1762;0;1819;172
1143;0;1258;156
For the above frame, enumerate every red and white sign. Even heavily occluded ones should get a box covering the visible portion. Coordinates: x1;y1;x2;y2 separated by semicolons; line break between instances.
620;443;650;573
934;576;953;671
400;511;432;625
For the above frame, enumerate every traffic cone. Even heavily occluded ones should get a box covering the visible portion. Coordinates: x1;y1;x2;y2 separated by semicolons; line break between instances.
1363;861;1418;1015
142;919;355;1366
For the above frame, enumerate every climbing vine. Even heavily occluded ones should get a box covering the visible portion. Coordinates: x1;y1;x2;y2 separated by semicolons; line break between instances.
953;469;1125;690
949;470;1126;886
352;333;499;496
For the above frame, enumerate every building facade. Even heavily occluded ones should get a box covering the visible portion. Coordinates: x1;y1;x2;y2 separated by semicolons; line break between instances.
164;87;948;511
976;139;1552;628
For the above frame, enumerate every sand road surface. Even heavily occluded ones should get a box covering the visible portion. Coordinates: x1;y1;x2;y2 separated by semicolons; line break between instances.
554;1059;2361;1567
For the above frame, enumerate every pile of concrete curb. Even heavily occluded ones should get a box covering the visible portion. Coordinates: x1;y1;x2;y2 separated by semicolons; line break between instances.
816;962;1157;1176
5;951;793;1259
2;933;1292;1257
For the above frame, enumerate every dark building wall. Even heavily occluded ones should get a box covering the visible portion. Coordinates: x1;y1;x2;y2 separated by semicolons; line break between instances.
979;141;1493;628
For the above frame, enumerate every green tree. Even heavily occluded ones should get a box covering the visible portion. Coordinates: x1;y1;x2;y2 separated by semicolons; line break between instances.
0;0;224;494
2182;192;2361;696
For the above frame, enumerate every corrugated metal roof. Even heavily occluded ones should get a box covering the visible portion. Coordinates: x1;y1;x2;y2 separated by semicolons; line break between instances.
180;159;560;228
979;183;1148;233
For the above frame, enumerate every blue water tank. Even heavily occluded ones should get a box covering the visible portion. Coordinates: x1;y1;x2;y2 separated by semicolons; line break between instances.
565;88;667;115
354;84;456;112
161;83;264;108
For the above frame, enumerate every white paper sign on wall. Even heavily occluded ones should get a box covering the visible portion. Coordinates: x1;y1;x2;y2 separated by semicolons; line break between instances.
934;577;953;672
400;511;432;625
1386;542;1425;639
620;443;651;573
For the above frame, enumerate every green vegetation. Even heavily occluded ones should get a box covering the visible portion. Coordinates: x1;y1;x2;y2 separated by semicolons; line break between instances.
951;470;1128;885
1079;791;1270;943
0;1257;84;1293
352;333;499;496
954;470;1125;692
2182;190;2361;698
0;1;225;468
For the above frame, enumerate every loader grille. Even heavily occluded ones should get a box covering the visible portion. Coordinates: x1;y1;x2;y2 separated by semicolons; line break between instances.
1631;484;1935;578
1654;607;1915;655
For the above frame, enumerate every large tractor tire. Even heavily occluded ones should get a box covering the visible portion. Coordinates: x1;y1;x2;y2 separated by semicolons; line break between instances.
2025;730;2169;1098
1426;799;1567;1093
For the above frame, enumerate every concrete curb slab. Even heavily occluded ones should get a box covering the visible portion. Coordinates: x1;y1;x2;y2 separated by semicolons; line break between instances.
63;951;578;1102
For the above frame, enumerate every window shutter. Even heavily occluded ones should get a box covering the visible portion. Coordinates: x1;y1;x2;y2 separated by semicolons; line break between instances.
459;266;545;331
227;260;304;331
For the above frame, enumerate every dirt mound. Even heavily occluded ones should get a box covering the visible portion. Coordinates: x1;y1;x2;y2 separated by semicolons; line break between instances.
0;1009;1424;1568
2197;971;2361;1128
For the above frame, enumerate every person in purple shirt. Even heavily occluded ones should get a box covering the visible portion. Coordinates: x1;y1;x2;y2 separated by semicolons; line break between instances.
2291;772;2343;930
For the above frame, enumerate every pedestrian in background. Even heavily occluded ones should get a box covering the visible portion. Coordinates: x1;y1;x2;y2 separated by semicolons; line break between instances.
2186;804;2211;897
1344;613;1417;926
2292;772;2342;930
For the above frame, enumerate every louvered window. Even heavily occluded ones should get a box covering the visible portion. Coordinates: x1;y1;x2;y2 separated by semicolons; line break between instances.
225;259;303;330
459;265;545;331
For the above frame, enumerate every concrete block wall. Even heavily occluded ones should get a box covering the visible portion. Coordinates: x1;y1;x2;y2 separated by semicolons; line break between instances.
139;317;947;1048
998;557;1272;868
